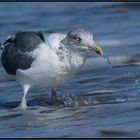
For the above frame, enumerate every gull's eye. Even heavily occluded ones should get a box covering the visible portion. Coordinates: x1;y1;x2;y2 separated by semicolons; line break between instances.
72;36;81;43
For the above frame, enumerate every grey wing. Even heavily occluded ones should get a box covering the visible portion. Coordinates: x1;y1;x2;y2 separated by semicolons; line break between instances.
1;31;45;75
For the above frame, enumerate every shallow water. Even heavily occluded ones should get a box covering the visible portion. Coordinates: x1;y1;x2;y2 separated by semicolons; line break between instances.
0;2;140;138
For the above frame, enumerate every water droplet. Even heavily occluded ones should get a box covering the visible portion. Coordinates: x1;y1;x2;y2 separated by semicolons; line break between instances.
135;79;140;86
103;55;112;68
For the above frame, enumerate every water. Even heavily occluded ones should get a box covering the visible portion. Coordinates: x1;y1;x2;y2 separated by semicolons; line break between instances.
103;55;112;68
0;2;140;138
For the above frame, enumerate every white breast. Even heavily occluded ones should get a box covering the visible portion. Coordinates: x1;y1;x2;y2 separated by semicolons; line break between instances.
16;34;85;88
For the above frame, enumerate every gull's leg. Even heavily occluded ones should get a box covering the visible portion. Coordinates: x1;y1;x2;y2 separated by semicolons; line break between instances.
51;88;64;106
51;88;58;103
19;85;30;110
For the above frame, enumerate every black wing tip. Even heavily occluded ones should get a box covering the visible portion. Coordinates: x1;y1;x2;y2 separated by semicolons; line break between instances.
1;35;15;50
3;37;15;45
0;42;3;50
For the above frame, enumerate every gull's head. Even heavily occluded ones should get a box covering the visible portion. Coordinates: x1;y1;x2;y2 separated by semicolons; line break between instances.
65;28;103;56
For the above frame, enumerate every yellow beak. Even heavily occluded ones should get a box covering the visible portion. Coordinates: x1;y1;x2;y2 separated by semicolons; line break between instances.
88;44;103;56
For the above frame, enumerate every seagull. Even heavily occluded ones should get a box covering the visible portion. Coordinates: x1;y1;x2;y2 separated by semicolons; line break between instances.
1;28;103;109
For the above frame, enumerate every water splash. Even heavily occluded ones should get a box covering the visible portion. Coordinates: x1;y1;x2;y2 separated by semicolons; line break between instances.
135;79;140;86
